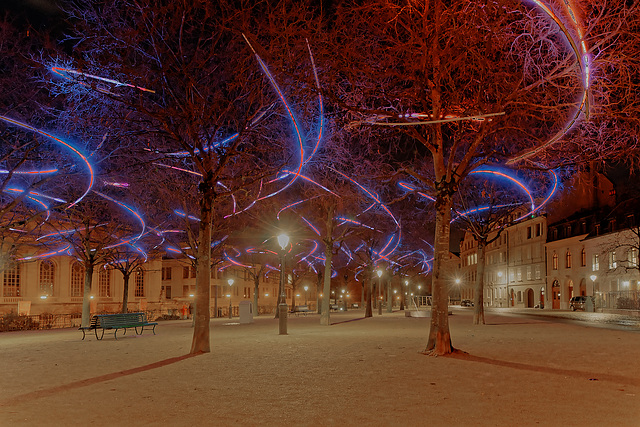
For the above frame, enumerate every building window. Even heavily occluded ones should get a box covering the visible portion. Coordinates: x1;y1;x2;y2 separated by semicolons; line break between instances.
191;266;196;278
629;248;638;268
566;251;572;269
162;266;172;281
566;225;572;236
135;268;144;297
39;260;55;297
552;252;558;270
581;248;586;267
592;254;599;271
526;266;532;281
609;251;617;269
527;227;532;239
70;262;84;297
535;265;541;280
3;263;21;297
99;268;111;297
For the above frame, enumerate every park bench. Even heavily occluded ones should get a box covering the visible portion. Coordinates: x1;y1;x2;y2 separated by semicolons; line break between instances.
329;303;340;311
292;305;310;316
79;312;158;340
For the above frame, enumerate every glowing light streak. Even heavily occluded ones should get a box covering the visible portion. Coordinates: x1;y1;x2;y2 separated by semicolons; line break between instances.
509;0;590;163
398;182;435;202
19;244;71;261
5;188;66;204
103;181;129;188
277;197;319;220
469;169;535;211
0;115;94;208
243;34;305;200
331;167;399;227
224;250;253;269
0;168;58;175
303;39;324;166
174;210;200;222
335;217;374;230
51;66;155;93
165;246;182;254
301;216;321;237
154;163;202;177
94;191;146;242
530;169;559;215
370;111;505;126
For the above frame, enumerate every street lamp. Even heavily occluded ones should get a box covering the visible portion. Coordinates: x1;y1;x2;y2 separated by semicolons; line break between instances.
304;285;309;305
228;278;234;319
376;269;383;315
277;233;289;335
590;274;597;312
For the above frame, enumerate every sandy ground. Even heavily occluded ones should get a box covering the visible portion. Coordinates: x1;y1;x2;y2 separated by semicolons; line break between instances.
0;308;639;427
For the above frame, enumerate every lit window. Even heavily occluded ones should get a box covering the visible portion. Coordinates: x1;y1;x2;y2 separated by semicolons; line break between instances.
99;268;111;297
135;268;145;297
581;248;586;267
39;260;54;296
70;262;84;297
592;254;599;271
3;263;21;297
609;251;617;269
552;252;558;270
162;266;172;280
629;248;638;268
566;251;572;269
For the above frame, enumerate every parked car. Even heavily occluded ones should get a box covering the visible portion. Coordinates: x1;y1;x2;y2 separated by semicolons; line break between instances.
570;296;593;311
461;299;474;307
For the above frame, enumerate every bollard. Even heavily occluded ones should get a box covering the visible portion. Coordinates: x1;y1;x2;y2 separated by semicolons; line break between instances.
278;303;288;335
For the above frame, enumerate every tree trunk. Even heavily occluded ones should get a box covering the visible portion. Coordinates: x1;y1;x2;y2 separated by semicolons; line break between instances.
121;272;131;313
320;204;335;326
80;262;94;327
253;276;260;316
365;277;373;317
424;193;455;355
316;271;322;314
473;242;486;325
386;279;392;313
320;248;333;325
190;188;213;354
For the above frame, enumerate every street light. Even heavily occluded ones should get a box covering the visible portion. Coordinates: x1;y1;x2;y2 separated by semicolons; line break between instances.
228;278;234;319
590;274;597;312
304;285;309;305
278;233;289;335
376;269;383;315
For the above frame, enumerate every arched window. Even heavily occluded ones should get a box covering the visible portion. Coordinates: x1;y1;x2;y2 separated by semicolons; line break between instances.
3;263;20;297
552;252;558;270
70;262;85;297
99;268;111;297
135;267;144;297
566;251;572;268
581;248;587;267
39;260;55;296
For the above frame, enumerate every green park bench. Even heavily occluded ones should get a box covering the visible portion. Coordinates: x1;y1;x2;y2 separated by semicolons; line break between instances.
79;312;158;340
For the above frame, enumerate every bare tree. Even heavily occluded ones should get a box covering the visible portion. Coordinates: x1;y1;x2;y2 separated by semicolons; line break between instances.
322;0;640;355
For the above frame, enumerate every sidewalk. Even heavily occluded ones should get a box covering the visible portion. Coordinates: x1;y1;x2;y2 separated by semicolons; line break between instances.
484;306;640;329
1;310;639;426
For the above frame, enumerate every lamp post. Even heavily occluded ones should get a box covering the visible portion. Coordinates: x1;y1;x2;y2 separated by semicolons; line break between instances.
341;289;347;311
228;278;234;319
377;269;383;315
277;233;289;335
590;274;597;312
304;285;309;305
404;279;409;310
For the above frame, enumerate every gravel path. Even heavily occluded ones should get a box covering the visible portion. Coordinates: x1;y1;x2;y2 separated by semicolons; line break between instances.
1;308;639;426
